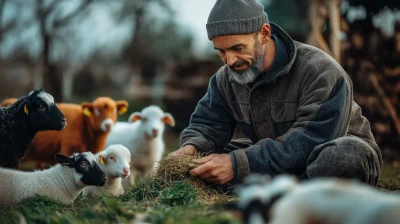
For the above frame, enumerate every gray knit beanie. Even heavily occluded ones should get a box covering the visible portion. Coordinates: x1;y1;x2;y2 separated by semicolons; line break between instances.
206;0;269;40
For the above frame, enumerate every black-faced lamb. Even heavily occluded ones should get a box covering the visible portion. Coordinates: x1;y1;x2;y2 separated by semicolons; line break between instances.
82;144;131;197
105;105;175;186
0;90;66;168
234;174;298;224
0;152;107;206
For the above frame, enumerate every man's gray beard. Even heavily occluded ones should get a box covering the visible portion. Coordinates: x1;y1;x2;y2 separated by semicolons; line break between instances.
228;42;265;85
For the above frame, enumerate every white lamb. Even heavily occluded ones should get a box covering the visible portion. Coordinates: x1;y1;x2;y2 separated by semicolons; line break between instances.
82;144;131;197
0;152;107;206
105;105;175;187
270;178;400;224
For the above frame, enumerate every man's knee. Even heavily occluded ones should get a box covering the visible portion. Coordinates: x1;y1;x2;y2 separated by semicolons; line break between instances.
307;136;381;185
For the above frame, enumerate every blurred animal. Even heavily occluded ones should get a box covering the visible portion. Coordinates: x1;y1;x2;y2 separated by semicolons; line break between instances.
1;98;18;107
82;144;131;197
270;178;400;224
106;105;175;186
0;152;107;206
234;174;298;224
21;97;128;168
0;90;66;168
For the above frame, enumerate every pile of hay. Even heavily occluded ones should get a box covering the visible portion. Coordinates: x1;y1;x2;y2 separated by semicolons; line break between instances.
152;154;235;204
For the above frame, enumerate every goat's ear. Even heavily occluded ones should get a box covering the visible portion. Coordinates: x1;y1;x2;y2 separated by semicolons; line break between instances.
116;100;128;115
81;102;94;117
128;112;142;123
98;155;106;165
17;98;32;115
55;153;74;167
163;113;175;127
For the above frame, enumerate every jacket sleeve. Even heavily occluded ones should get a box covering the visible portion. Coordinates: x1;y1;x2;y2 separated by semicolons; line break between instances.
180;74;238;153
230;69;352;181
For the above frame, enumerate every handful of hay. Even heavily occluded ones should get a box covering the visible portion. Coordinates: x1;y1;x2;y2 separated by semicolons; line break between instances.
152;154;235;204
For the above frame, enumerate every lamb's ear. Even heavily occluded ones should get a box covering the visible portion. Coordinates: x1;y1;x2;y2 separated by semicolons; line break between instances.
163;113;175;127
81;102;94;117
55;153;75;167
116;100;129;115
17;98;32;115
98;154;106;165
128;112;142;123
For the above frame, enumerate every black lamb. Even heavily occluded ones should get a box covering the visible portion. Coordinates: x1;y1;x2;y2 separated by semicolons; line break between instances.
0;90;67;168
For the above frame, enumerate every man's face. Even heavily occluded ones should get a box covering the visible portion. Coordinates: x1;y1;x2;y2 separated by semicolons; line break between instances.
212;33;265;85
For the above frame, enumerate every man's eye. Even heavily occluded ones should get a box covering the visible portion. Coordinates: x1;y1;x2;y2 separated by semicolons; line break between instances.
234;46;243;51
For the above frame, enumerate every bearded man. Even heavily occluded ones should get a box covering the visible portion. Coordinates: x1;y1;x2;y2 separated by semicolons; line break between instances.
169;0;382;187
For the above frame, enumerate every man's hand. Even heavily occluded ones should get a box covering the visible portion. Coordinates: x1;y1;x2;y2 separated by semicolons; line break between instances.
189;153;233;184
167;145;197;158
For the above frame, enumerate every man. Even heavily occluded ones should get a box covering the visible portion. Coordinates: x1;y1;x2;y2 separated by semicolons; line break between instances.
169;0;382;186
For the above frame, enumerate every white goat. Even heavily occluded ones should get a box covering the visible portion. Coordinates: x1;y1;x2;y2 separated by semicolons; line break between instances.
105;105;175;187
0;152;106;206
82;144;131;197
269;178;400;224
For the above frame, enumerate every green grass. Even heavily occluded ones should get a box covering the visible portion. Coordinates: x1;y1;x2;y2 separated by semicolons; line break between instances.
0;180;239;224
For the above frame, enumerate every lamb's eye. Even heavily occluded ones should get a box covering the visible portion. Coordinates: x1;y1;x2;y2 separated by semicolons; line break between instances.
37;105;47;112
109;156;116;161
142;118;148;122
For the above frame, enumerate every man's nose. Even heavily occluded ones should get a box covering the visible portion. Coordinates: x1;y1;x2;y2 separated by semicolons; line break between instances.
226;52;237;67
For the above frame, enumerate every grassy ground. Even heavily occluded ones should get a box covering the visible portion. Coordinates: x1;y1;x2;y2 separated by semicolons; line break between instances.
0;179;240;224
2;130;400;224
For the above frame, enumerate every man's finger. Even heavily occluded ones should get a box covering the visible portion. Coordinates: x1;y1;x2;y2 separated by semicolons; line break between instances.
192;154;218;164
204;178;218;183
189;163;212;176
198;171;214;179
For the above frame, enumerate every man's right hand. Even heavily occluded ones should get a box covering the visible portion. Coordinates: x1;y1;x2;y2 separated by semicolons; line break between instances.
167;145;197;158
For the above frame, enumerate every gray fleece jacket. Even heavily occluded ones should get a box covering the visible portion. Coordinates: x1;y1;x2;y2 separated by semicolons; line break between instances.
180;23;381;183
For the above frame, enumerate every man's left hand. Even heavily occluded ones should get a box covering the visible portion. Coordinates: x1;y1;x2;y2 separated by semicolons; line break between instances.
189;154;234;184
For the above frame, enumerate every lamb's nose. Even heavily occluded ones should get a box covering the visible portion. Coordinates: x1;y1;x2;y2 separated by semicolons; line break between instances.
123;168;129;175
152;129;159;137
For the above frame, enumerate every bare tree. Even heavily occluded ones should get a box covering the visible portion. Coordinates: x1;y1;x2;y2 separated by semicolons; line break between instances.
34;0;93;101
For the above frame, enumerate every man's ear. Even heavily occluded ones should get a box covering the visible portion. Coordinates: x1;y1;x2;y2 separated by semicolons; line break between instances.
98;154;106;165
128;112;142;123
55;153;75;168
17;98;32;115
116;100;129;115
259;23;271;44
163;113;175;127
81;102;94;117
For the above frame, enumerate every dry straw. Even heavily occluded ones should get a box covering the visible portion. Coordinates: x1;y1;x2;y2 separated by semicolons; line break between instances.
152;154;236;204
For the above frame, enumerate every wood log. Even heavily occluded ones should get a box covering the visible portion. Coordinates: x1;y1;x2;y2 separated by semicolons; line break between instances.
369;73;400;136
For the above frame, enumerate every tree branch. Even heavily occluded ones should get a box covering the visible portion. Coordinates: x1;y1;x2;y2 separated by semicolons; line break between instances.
53;0;94;29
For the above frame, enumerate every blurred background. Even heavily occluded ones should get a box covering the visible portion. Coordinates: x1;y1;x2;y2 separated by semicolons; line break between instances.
0;0;399;160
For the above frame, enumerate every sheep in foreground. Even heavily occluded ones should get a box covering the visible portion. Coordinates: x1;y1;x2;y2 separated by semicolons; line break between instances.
82;144;131;197
0;90;66;168
105;105;175;187
270;178;400;224
0;152;107;206
234;174;298;224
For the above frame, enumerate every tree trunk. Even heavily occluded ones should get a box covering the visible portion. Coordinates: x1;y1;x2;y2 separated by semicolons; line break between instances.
41;34;63;102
